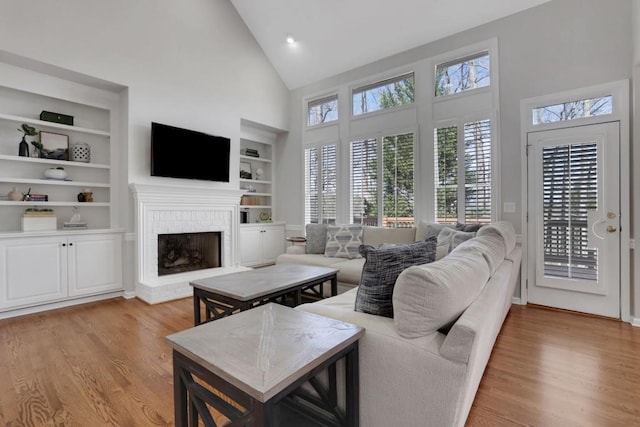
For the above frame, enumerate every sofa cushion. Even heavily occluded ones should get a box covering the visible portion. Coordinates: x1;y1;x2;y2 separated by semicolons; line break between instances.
477;221;517;254
325;224;363;259
362;226;417;248
435;228;476;260
453;233;505;276
355;238;437;318
456;222;483;232
415;220;454;241
393;248;490;338
276;253;346;268
335;258;366;284
305;223;328;254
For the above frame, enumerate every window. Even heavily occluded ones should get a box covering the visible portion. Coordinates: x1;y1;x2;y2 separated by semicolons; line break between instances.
304;144;337;224
532;95;612;125
352;73;414;116
351;132;414;227
307;95;338;127
434;120;492;224
435;51;490;97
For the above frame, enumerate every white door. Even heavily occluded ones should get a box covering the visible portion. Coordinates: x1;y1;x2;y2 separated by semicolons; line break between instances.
68;234;123;297
527;122;620;318
0;237;67;309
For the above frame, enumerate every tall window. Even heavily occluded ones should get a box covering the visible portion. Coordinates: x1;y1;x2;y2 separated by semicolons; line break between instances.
351;132;414;227
352;73;414;116
307;95;338;127
305;144;337;224
434;120;491;224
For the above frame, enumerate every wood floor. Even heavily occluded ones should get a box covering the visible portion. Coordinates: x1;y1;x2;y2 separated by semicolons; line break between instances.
0;298;638;427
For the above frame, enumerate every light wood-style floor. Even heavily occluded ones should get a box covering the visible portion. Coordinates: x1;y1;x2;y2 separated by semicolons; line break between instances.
0;298;638;426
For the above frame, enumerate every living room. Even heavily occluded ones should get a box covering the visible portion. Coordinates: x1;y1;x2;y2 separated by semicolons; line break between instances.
0;0;639;425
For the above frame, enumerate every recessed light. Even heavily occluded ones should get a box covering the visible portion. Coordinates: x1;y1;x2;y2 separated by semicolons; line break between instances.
285;34;296;45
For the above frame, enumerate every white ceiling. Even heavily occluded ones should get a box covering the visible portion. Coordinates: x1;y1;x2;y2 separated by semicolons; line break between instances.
230;0;552;89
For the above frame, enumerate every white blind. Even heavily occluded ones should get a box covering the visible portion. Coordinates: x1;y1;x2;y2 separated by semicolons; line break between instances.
434;126;458;224
382;133;414;228
351;139;378;225
542;143;598;281
321;145;337;224
304;144;337;224
351;133;414;227
464;120;492;223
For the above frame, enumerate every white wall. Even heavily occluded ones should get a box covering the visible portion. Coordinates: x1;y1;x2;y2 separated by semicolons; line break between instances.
276;0;634;306
0;0;289;291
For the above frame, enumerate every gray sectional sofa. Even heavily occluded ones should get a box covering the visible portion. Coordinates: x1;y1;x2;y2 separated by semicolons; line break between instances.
278;221;521;427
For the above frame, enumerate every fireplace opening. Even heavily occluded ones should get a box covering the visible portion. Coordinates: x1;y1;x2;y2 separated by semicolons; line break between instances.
158;232;222;276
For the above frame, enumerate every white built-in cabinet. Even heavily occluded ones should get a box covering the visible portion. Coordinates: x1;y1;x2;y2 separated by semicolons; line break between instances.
239;222;285;267
0;232;123;311
0;59;124;317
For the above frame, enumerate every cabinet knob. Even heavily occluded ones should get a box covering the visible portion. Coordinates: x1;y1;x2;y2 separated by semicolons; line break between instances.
69;243;73;246
62;243;66;247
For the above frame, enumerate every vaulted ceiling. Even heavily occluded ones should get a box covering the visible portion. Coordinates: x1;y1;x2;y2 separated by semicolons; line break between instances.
230;0;552;89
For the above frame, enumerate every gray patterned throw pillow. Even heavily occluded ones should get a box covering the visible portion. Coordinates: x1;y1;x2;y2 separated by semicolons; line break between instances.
305;223;328;254
354;237;437;318
324;224;363;259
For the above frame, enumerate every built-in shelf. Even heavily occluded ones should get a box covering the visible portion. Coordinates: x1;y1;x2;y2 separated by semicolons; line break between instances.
240;205;271;209
242;192;271;197
0;112;110;137
240;155;272;163
0;177;109;188
240;178;271;185
0;201;110;207
0;154;110;169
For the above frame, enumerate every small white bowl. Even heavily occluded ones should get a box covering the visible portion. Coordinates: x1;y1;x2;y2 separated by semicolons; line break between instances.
44;168;68;180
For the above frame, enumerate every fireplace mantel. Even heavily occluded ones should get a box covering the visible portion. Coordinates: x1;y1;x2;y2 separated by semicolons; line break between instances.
131;183;249;303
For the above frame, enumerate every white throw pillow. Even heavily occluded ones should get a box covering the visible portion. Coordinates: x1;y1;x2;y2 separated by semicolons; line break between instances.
324;224;363;259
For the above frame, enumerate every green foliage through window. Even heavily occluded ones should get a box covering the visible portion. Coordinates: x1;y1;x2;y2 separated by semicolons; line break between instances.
352;73;414;116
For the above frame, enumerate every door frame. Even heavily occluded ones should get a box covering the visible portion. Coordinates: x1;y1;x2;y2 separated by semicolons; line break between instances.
520;80;630;322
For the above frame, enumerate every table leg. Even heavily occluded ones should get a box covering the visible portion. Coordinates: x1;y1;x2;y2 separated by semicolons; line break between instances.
345;343;360;427
331;275;338;296
173;352;188;427
193;291;201;326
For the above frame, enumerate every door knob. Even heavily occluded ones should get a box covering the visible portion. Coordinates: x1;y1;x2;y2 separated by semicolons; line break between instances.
607;225;617;233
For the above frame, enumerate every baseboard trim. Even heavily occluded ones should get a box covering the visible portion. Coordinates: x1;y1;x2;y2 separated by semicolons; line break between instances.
631;317;640;327
512;297;523;305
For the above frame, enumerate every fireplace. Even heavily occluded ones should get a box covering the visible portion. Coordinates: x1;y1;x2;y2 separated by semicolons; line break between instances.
158;232;222;276
131;183;247;304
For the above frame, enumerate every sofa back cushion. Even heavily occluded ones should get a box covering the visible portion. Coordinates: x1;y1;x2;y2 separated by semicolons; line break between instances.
393;247;490;338
305;223;328;254
453;233;505;276
435;228;476;260
362;226;417;248
477;221;517;254
324;224;364;259
355;238;436;318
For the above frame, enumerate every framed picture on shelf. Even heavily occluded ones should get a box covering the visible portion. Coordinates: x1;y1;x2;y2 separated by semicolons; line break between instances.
39;131;69;160
240;161;252;179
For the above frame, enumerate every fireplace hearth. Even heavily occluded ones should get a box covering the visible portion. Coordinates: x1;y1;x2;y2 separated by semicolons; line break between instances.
158;232;221;276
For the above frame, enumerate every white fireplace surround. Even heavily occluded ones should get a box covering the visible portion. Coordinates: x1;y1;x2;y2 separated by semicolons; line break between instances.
131;183;249;304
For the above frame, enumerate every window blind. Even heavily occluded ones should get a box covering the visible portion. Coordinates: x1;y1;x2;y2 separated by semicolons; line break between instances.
464;120;492;223
542;143;598;281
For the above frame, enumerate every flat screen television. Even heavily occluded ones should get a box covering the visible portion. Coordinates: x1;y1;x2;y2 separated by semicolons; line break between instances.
151;122;230;182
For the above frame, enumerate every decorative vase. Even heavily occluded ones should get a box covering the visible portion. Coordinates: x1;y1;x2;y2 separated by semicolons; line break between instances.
8;187;23;201
71;142;90;163
18;137;29;157
44;168;68;180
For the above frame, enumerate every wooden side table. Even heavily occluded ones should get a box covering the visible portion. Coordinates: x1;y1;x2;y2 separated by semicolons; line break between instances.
167;303;364;426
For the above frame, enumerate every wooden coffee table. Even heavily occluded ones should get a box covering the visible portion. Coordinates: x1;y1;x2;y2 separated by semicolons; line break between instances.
167;303;363;427
191;264;338;325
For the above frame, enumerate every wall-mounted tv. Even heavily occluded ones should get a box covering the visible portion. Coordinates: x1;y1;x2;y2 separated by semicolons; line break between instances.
151;122;230;182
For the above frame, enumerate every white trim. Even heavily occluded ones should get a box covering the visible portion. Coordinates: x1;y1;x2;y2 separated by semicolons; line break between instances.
512;297;523;305
631;317;640;327
520;79;631;322
0;292;124;320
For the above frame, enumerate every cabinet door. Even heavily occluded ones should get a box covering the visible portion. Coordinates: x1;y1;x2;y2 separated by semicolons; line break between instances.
239;228;263;266
68;234;123;297
0;237;67;310
261;225;285;263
